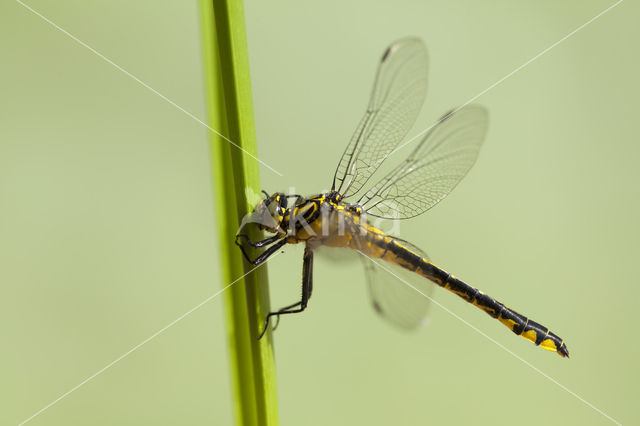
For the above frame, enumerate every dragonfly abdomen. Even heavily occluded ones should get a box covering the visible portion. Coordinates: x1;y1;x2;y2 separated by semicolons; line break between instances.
377;238;569;357
439;275;569;357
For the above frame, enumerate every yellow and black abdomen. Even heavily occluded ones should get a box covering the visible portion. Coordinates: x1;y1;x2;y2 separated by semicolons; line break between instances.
369;236;569;357
435;272;570;357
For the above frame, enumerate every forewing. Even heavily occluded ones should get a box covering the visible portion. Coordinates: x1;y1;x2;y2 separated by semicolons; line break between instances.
359;105;489;219
360;237;435;329
332;38;428;198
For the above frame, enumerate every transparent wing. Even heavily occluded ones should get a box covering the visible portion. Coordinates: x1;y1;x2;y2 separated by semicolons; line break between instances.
358;105;489;219
332;38;428;198
360;237;435;329
345;216;435;329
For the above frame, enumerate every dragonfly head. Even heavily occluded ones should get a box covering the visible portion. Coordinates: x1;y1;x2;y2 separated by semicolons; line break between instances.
252;191;287;235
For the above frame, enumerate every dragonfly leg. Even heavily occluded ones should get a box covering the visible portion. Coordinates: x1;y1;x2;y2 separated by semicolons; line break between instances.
237;238;287;265
271;301;302;331
258;245;313;339
285;194;304;205
235;233;280;248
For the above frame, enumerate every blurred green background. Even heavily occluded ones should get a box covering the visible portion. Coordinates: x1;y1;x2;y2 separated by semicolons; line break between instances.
1;0;637;425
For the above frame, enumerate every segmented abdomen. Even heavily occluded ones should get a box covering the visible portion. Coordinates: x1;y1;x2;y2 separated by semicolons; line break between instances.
434;272;569;357
371;236;569;357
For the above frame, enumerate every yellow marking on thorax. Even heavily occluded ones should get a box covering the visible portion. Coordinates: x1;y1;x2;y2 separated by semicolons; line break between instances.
289;201;422;270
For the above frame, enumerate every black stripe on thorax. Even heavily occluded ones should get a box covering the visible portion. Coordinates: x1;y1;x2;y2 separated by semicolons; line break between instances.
292;199;322;230
304;200;322;225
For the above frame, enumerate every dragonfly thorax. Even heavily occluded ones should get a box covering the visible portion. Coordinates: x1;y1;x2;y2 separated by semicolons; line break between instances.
249;191;350;239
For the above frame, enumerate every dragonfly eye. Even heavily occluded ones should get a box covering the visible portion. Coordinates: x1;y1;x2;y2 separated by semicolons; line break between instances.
251;192;286;234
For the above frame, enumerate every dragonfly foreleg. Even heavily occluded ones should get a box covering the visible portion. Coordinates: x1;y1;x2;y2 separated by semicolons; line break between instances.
285;194;304;205
236;237;287;265
235;233;281;248
257;245;314;339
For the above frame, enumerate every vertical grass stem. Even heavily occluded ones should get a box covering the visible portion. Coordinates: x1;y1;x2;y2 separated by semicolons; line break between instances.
200;0;279;424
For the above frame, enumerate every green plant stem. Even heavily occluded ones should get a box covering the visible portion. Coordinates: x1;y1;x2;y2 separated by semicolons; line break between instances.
200;0;278;425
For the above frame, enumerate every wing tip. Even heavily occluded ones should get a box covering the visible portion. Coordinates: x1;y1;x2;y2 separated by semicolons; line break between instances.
381;46;393;62
382;37;425;63
441;104;489;120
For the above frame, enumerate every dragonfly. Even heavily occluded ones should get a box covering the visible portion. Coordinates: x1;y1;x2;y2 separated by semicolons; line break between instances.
236;37;569;357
